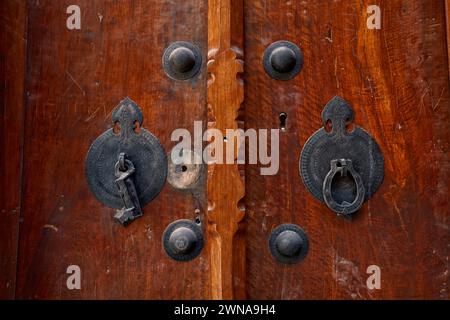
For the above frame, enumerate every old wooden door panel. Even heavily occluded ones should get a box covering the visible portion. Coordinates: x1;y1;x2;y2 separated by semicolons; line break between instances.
0;0;27;299
16;0;208;299
244;0;449;299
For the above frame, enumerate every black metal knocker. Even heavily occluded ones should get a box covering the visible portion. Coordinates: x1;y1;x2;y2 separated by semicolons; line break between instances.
85;98;167;226
300;96;384;217
113;152;143;225
322;159;365;215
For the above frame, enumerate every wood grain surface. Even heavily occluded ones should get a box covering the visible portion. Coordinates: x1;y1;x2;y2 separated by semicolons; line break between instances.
0;0;27;299
206;0;245;300
1;0;449;300
15;0;208;299
244;0;449;299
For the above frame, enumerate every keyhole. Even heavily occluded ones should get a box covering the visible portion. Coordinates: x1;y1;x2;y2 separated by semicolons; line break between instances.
279;112;287;131
345;117;354;133
113;121;121;134
325;120;333;133
134;120;141;134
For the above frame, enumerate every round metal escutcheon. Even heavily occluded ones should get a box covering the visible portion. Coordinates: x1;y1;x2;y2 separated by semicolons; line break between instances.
162;41;202;80
299;97;384;205
269;224;309;264
263;40;303;80
163;219;204;262
85;98;167;209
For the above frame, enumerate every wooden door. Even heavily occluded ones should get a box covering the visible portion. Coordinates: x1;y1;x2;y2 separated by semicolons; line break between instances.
2;0;210;299
244;0;449;299
1;0;449;300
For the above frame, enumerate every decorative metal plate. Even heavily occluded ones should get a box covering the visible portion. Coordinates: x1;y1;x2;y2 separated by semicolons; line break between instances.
263;40;303;80
269;224;309;264
300;96;384;205
162;41;202;80
163;219;204;262
85;98;167;209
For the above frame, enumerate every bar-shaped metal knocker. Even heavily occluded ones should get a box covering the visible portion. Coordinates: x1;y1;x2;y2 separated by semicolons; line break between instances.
85;98;167;226
299;96;384;217
114;152;142;225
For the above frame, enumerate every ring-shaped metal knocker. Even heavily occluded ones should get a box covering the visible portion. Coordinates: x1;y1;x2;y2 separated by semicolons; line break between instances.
322;159;365;216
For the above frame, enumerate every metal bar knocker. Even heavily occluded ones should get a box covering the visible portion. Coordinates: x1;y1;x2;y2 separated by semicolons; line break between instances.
114;153;142;225
85;98;167;226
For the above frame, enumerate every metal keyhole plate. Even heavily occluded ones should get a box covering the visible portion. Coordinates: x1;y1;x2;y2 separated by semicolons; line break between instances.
299;96;384;207
269;224;309;264
162;41;202;80
85;98;167;209
263;40;303;80
163;219;204;262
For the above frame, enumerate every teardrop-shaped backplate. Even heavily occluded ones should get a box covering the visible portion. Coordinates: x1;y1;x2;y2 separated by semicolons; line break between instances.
85;98;167;209
299;96;384;204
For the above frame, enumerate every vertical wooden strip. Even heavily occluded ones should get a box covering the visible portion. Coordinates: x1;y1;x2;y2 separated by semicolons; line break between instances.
206;0;245;299
0;0;27;299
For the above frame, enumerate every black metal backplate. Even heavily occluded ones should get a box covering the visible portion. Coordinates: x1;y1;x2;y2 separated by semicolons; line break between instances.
300;96;384;203
85;98;167;209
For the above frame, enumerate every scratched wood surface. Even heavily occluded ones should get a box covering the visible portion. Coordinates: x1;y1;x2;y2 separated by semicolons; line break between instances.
244;0;449;299
16;0;208;299
0;0;27;299
3;0;450;300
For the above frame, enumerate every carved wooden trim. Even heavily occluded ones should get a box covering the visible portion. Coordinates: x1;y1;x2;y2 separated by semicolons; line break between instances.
206;0;245;300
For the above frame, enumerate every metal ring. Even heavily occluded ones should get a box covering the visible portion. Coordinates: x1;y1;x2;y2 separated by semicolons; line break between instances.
322;159;365;216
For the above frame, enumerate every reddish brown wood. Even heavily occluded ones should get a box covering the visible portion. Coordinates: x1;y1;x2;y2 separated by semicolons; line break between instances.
244;0;449;299
0;0;27;299
3;0;449;300
16;0;208;299
206;0;246;299
446;0;450;77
